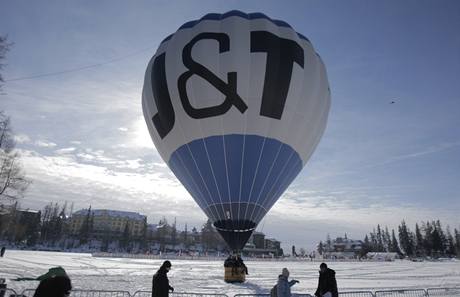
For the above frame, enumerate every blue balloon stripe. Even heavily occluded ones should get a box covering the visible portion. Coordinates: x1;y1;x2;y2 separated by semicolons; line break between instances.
175;144;216;214
169;155;212;219
240;136;265;204
169;134;302;225
249;143;292;220
204;136;231;204
223;134;244;213
248;140;283;205
255;151;302;223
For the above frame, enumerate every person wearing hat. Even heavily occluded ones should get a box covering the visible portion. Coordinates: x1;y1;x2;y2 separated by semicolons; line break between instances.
276;268;299;297
314;263;338;297
152;260;174;297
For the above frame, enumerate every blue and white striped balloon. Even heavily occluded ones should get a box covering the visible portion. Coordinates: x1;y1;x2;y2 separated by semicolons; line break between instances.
142;11;330;251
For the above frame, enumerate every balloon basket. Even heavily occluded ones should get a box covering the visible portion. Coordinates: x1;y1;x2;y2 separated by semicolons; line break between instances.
224;267;246;283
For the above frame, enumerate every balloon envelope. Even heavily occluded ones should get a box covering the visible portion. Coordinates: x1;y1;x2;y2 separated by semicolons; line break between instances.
142;11;330;251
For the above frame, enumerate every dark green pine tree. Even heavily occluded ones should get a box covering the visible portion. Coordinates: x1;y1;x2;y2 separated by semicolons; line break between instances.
360;235;371;257
446;226;456;257
454;229;460;257
435;220;447;256
431;221;443;257
423;221;434;256
415;223;424;257
398;220;414;257
390;229;402;255
79;206;92;244
376;225;384;252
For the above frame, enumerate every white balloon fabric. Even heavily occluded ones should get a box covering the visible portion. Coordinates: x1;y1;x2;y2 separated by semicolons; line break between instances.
142;11;330;251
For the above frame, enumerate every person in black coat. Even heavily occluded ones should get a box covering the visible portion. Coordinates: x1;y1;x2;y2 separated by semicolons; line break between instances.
152;260;174;297
314;263;338;297
33;275;72;297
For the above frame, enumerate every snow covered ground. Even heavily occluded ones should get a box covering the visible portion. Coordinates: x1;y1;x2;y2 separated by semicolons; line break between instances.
1;250;459;295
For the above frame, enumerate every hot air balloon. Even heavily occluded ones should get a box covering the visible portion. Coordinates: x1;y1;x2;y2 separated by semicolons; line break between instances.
142;11;330;254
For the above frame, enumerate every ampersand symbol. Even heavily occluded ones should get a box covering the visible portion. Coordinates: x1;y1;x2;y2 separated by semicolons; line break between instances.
177;32;248;119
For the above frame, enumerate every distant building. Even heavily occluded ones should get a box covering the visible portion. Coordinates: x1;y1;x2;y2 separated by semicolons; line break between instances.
366;252;399;261
69;209;146;238
322;236;363;259
243;232;283;257
252;232;266;249
0;206;41;244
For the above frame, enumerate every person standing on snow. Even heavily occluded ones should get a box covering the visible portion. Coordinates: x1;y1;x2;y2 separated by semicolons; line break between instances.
314;263;338;297
33;275;72;297
275;268;299;297
152;260;174;297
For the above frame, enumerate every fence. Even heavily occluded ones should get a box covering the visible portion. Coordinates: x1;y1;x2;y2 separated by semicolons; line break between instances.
0;288;19;297
426;288;460;297
375;289;428;297
133;292;229;297
20;288;131;297
339;291;375;297
234;293;313;297
11;287;460;297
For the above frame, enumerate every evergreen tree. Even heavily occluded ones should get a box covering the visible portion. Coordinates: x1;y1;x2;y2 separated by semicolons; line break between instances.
370;229;377;251
384;226;391;252
415;223;424;257
435;220;447;255
431;221;443;256
398;220;414;257
376;225;384;252
423;221;434;256
454;229;460;257
446;226;456;257
390;229;402;255
360;235;371;257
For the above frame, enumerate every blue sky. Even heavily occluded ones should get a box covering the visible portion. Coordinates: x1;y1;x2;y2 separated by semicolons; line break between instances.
1;0;459;250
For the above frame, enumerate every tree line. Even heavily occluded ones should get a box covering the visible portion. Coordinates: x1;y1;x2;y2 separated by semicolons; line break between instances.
362;220;460;258
317;219;460;259
0;201;228;253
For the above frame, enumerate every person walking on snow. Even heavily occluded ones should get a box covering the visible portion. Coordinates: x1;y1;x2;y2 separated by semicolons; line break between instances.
314;263;338;297
276;268;299;297
152;260;174;297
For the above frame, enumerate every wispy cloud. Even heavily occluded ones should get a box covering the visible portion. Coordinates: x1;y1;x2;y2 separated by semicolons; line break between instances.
55;147;76;154
14;134;31;144
361;141;460;170
17;148;205;225
34;140;57;147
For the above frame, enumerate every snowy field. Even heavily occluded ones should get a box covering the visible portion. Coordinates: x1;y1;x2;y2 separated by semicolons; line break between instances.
1;251;460;295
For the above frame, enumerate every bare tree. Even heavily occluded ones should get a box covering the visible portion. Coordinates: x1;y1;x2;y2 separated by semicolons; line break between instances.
0;111;29;202
0;35;11;90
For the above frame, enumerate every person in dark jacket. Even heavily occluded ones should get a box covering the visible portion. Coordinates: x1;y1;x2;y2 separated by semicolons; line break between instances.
152;260;174;297
314;263;338;297
33;275;72;297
